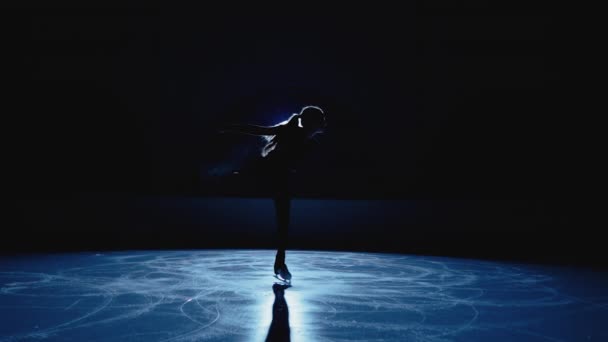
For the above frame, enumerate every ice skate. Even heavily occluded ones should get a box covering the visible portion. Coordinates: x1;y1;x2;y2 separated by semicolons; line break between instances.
273;263;292;284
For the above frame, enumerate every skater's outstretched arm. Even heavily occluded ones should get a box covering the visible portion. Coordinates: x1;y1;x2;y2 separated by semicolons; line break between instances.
220;124;281;136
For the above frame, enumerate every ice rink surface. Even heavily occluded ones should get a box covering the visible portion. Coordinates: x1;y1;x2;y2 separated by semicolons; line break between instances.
1;250;607;341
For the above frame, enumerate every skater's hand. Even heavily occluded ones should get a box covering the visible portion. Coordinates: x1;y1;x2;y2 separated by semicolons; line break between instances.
218;124;280;136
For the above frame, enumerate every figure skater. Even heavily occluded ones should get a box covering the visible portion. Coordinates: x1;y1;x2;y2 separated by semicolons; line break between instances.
221;106;327;282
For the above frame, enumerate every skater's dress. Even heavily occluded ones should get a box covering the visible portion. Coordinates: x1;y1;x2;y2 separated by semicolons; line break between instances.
261;117;312;198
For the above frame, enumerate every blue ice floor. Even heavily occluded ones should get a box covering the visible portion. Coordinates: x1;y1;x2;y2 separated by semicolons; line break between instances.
1;250;607;341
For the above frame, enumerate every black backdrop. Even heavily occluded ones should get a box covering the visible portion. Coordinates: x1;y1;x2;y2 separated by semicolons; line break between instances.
4;3;601;266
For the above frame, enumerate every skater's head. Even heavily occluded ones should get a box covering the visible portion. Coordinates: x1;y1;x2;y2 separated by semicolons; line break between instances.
298;106;326;136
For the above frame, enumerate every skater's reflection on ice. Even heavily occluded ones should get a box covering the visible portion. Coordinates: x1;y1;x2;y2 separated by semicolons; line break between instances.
266;283;292;342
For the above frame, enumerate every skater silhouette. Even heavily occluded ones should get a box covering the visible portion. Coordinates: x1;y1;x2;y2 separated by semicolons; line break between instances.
221;106;326;281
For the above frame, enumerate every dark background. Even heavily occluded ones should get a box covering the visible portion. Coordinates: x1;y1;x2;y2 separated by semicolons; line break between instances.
3;3;601;266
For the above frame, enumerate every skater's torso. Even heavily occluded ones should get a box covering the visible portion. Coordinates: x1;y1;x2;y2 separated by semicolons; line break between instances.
264;123;312;171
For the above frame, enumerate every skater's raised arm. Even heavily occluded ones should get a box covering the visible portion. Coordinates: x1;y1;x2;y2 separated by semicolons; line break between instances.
220;124;281;136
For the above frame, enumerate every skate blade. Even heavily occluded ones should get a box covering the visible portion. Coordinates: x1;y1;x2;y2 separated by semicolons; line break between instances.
273;274;292;284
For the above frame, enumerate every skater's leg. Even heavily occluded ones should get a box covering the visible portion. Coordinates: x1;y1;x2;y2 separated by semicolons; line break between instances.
273;170;291;274
273;192;290;268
